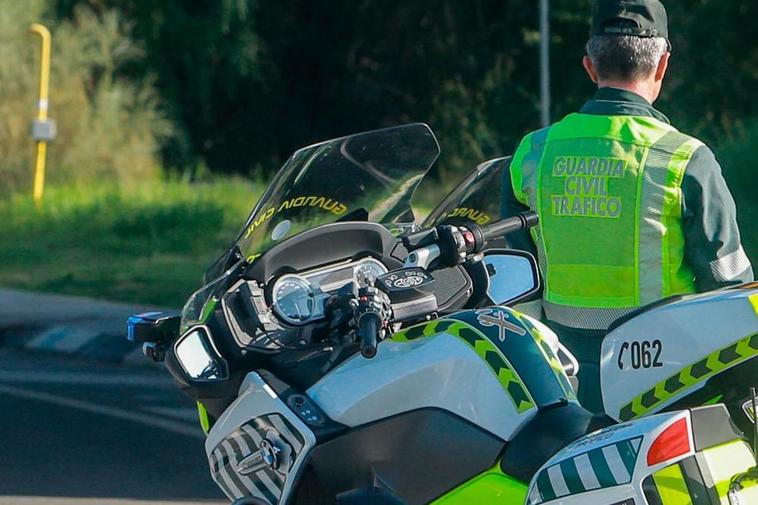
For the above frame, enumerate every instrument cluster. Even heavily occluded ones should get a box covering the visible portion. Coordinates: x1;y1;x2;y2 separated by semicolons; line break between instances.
271;258;387;325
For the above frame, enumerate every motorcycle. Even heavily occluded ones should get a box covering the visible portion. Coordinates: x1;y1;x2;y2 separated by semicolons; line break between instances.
128;124;757;504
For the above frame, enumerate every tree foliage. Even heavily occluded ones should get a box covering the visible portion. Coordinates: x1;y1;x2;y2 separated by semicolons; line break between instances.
37;0;758;185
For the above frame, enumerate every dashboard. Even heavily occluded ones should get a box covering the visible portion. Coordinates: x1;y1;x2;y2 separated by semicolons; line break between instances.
271;257;388;325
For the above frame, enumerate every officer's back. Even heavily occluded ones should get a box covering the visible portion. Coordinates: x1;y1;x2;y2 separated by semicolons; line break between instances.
503;0;753;412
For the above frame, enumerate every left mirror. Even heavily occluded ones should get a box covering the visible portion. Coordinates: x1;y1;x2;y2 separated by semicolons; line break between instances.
174;326;229;381
484;250;540;306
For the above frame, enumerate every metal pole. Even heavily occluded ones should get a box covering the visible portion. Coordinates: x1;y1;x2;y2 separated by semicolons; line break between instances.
30;23;52;205
539;0;551;127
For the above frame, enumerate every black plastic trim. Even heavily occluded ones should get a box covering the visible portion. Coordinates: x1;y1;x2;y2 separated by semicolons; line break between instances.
306;408;505;505
642;475;663;505
690;404;743;452
246;222;403;283
501;402;598;482
680;456;717;505
258;369;348;443
607;294;689;332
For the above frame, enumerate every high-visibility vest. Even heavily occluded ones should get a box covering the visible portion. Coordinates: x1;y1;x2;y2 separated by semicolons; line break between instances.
510;113;701;330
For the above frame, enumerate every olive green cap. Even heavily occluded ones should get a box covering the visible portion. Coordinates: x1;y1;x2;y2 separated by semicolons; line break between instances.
591;0;670;48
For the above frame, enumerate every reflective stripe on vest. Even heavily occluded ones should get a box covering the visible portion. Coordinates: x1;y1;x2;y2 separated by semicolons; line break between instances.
511;114;701;330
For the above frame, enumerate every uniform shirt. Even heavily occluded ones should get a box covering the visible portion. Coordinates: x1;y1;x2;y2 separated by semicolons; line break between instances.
503;87;753;294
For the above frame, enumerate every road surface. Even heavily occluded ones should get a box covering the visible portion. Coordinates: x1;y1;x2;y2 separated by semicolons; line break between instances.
0;348;226;505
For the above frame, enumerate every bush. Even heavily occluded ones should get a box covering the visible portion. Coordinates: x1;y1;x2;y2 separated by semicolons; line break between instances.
0;1;171;195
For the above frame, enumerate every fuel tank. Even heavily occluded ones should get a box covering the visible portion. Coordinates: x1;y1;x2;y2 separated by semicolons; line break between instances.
308;307;578;442
600;283;758;428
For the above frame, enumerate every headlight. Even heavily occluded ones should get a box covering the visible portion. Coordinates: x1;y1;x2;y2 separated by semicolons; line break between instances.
174;326;229;381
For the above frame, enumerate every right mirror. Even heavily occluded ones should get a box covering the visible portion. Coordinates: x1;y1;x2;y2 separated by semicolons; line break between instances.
484;250;540;306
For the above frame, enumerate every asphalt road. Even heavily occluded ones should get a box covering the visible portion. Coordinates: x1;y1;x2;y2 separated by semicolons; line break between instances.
0;348;226;505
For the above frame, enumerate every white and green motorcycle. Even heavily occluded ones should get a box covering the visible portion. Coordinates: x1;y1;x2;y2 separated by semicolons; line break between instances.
129;124;757;505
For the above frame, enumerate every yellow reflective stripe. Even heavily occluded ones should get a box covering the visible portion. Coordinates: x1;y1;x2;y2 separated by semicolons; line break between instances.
512;127;550;206
652;464;693;505
511;134;532;205
749;294;758;316
197;401;211;435
639;132;684;305
700;440;756;503
510;127;551;292
638;132;701;305
661;137;702;297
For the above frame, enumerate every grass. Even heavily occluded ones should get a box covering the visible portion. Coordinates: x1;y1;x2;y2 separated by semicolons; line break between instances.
0;162;753;309
0;179;262;307
0;176;443;307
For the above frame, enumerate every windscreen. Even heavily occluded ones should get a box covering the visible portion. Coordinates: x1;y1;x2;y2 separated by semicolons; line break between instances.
233;123;440;261
424;157;511;228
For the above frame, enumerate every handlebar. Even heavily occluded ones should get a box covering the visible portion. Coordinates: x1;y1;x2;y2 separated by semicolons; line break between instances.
357;311;381;358
480;211;539;242
401;211;539;271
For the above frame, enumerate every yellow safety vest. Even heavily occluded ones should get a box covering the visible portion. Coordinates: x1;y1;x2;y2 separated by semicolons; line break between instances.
510;113;701;330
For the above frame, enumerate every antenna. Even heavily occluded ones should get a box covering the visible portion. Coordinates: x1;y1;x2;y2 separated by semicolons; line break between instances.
752;386;757;466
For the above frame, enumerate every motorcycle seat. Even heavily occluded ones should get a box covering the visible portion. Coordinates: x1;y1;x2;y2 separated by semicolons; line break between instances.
500;402;613;483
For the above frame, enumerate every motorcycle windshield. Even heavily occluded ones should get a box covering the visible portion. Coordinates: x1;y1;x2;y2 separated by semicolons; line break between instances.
423;157;511;228
232;123;440;262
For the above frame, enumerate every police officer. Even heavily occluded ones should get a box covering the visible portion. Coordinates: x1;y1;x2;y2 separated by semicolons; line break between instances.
503;0;753;412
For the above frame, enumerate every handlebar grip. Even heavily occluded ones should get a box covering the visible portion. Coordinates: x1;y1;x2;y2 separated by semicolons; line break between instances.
357;311;381;359
480;211;539;242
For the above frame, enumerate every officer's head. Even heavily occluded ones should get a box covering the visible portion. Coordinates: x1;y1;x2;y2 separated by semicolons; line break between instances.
583;0;671;102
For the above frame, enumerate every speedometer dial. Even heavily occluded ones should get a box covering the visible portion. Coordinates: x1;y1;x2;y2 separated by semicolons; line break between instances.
272;275;316;325
354;259;388;287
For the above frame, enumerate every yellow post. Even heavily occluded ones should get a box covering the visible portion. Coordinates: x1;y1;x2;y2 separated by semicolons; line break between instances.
29;23;52;205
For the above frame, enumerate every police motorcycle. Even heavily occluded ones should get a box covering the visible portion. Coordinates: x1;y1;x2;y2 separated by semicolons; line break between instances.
128;124;757;504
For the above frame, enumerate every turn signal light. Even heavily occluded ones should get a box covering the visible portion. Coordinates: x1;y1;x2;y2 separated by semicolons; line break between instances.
647;418;691;466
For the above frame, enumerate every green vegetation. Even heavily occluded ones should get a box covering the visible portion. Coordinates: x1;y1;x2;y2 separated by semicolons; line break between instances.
718;122;758;265
0;1;170;194
0;180;261;306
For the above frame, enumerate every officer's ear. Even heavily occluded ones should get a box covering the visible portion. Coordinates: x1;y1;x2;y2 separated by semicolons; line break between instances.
583;55;599;84
654;51;671;83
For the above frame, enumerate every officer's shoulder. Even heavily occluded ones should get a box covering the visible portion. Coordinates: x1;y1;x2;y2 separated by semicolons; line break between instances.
517;125;552;149
662;123;710;151
682;141;722;183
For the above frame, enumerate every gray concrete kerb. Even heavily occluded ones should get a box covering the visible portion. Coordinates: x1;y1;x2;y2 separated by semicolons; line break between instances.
0;288;173;365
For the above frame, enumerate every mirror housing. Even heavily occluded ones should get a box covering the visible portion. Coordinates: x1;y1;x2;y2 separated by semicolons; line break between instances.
127;311;181;344
483;249;540;306
173;326;229;382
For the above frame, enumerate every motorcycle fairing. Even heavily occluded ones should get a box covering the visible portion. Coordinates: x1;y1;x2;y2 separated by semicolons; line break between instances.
601;285;758;423
305;408;506;505
206;372;316;502
392;307;577;410
618;332;758;421
527;410;693;505
390;317;536;414
526;405;754;505
308;332;534;442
